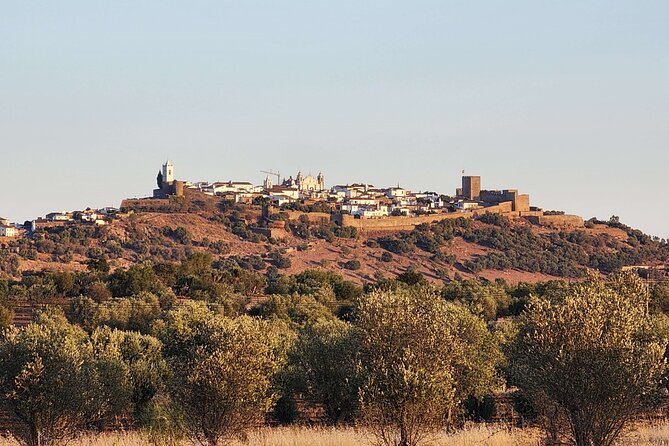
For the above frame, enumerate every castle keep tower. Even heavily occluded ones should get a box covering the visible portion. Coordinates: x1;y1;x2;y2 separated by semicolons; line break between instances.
462;175;481;201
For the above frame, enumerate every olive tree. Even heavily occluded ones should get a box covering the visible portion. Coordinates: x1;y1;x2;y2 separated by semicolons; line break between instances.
0;309;128;446
355;288;502;446
290;318;361;424
513;273;667;446
90;326;169;417
158;302;286;446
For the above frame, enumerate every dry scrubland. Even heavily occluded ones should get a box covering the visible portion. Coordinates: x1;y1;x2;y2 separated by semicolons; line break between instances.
2;424;669;446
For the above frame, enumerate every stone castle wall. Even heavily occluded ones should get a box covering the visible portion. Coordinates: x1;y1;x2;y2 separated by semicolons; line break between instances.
480;190;530;212
526;214;584;229
333;202;515;232
283;211;331;224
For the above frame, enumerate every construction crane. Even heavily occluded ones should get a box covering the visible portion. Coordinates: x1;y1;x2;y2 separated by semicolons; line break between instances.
261;169;281;184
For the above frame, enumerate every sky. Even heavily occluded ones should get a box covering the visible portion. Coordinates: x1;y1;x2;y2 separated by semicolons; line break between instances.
0;1;667;238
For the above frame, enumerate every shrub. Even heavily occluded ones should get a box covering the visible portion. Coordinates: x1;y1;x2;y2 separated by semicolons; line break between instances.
377;236;413;254
343;259;361;271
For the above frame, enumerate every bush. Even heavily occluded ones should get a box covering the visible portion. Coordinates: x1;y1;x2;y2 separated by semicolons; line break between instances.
378;236;413;254
271;252;292;269
343;259;361;271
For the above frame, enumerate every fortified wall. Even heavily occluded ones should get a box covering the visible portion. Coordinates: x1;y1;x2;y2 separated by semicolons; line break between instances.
332;202;515;232
526;214;584;229
479;189;530;212
283;211;331;224
120;198;173;212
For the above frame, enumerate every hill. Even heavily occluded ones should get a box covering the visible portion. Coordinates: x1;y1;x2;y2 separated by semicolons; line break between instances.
1;193;667;286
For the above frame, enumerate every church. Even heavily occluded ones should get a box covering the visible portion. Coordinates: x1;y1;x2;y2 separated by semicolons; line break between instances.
154;160;184;198
281;171;325;193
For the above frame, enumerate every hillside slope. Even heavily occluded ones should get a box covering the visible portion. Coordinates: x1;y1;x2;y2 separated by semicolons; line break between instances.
2;201;667;285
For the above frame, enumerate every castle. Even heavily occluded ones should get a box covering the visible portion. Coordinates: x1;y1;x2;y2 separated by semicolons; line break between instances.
457;175;530;212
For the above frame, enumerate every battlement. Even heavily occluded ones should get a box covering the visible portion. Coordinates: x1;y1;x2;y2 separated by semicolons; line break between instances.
479;189;530;212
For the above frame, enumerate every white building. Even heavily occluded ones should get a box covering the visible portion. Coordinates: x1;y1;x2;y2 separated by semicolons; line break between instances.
385;187;408;199
456;200;481;210
267;185;300;205
46;212;73;222
0;225;16;237
211;181;255;195
0;217;10;227
414;192;445;209
332;184;371;199
263;176;273;191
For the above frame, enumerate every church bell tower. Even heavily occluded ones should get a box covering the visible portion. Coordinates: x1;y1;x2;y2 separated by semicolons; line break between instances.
162;159;174;184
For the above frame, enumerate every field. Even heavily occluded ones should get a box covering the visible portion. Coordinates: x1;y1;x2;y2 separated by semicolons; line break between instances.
2;423;669;446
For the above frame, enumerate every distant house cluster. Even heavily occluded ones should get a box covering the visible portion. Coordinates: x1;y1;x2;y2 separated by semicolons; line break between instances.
28;207;129;233
148;160;536;220
0;217;17;237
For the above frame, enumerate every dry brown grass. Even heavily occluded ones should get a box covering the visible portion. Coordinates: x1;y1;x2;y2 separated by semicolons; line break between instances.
2;423;669;446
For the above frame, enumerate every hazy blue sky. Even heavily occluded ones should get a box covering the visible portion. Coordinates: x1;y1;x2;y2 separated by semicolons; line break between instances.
1;1;667;237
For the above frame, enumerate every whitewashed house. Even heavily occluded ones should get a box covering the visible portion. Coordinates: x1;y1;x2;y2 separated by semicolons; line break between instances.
0;225;17;237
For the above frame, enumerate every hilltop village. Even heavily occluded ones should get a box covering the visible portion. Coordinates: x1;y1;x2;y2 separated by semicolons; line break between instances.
0;160;584;238
152;159;534;216
140;160;585;232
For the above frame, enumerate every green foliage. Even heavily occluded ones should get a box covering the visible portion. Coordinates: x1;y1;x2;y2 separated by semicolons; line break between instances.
266;269;362;302
254;293;335;329
269;250;292;269
86;281;113;303
396;269;427;286
158;302;287;446
0;304;15;331
355;288;502;446
0;254;21;276
0;309;130;446
377;235;413;254
90;327;168;417
289;319;360;424
161;226;192;245
71;292;162;333
512;273;667;446
108;264;166;297
343;259;361;270
442;280;511;321
138;395;186;446
650;281;669;315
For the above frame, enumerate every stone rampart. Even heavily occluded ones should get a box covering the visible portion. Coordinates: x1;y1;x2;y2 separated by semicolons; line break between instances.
526;214;584;229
